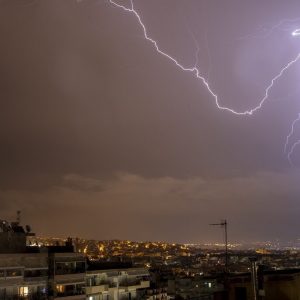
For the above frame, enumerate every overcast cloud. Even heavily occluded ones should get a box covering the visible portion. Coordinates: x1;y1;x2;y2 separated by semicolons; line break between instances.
1;0;300;242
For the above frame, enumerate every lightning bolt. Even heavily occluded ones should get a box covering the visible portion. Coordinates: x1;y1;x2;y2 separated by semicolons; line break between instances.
287;140;300;165
292;29;300;36
188;30;201;69
109;0;300;115
285;113;300;165
108;0;300;163
238;18;300;40
284;113;300;154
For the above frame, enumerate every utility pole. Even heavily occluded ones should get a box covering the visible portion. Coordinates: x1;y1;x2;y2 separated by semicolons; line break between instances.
210;219;228;273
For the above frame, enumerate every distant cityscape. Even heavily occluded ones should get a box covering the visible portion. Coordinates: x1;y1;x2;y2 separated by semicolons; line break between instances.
1;217;300;299
32;236;300;251
28;235;300;275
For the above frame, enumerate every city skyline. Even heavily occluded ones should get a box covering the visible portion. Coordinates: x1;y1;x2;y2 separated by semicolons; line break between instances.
1;0;300;243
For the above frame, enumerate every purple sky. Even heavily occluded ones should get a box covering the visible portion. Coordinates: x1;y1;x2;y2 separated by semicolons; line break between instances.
1;0;300;243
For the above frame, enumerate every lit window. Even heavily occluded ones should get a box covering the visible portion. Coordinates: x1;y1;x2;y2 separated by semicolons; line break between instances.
19;287;29;296
56;285;65;293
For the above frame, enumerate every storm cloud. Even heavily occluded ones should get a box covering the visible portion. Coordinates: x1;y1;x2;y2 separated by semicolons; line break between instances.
1;0;300;242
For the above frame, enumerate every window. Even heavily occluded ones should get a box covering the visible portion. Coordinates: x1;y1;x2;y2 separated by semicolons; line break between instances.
103;293;109;300
7;269;22;277
56;285;65;294
24;269;48;277
55;261;85;275
19;286;29;296
76;261;86;273
56;262;74;275
56;284;84;297
235;287;247;300
0;289;5;298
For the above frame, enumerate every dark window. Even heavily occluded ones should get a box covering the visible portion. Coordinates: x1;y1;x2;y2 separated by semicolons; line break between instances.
235;287;247;300
24;269;48;277
75;261;85;273
6;269;22;277
55;262;75;275
55;261;85;275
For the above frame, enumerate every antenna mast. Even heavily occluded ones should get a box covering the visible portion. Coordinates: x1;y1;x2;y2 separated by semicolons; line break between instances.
16;210;21;225
210;219;228;273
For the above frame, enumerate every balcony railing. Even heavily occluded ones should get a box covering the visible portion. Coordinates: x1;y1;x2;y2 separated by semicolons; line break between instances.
0;294;48;300
56;289;85;298
23;276;48;282
87;278;148;288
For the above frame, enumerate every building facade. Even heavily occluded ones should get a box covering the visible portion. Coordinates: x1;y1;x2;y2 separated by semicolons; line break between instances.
86;268;150;300
0;219;150;300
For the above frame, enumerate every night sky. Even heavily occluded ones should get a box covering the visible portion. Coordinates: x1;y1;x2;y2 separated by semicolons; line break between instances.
1;0;300;243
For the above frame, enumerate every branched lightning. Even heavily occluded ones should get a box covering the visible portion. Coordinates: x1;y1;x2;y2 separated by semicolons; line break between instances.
284;113;300;154
238;18;300;40
288;140;300;165
188;30;201;69
108;0;300;164
285;113;300;165
109;0;300;115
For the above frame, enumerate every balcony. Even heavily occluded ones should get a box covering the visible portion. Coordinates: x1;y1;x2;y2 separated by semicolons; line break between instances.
55;283;85;299
54;295;85;300
23;276;48;283
0;294;48;300
56;289;85;298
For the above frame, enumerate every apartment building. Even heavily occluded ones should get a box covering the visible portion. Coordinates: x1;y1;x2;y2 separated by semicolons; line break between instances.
86;266;150;300
0;218;150;300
